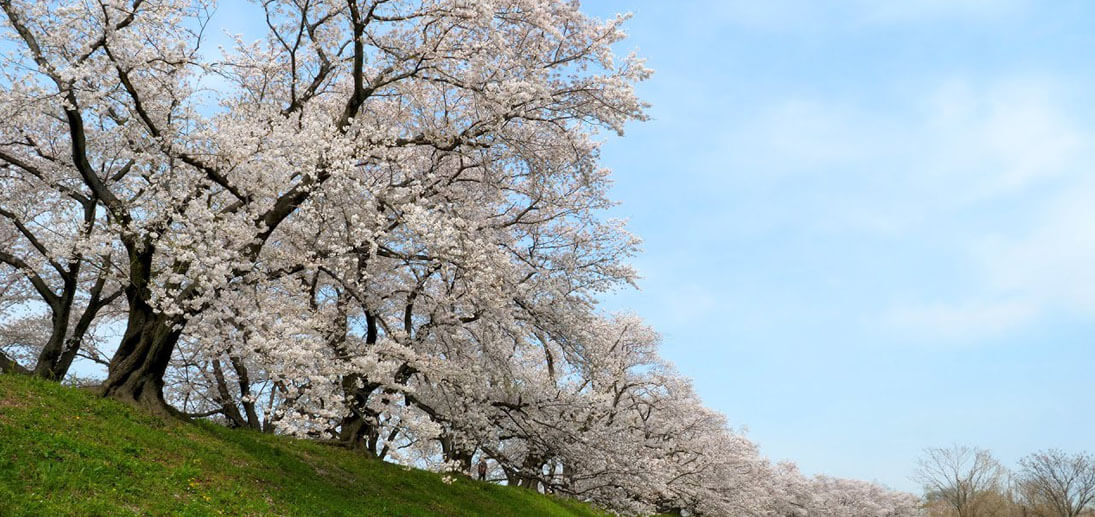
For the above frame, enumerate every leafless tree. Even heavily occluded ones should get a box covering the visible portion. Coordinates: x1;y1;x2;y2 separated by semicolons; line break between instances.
915;445;1009;517
1015;450;1095;517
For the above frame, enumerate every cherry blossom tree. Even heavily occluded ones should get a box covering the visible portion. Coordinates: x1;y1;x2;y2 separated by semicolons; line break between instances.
0;0;647;413
806;476;921;517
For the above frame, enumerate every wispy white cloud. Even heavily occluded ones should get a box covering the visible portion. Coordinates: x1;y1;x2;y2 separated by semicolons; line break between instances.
712;0;1026;30
727;78;1083;196
975;181;1095;313
920;79;1083;199
712;76;1094;341
886;81;1095;339
882;299;1039;342
861;0;1027;23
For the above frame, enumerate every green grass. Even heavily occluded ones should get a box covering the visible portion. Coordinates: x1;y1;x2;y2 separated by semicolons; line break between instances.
0;374;610;517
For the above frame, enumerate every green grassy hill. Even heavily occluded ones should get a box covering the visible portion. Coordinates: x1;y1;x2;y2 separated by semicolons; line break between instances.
0;374;610;517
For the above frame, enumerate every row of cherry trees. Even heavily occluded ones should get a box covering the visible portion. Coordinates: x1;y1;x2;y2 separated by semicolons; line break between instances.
0;1;917;515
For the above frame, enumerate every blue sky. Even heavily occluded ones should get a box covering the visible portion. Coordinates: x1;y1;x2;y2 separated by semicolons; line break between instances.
581;0;1095;492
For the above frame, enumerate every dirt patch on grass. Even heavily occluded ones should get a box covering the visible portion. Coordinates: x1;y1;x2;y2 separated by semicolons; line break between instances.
0;393;31;423
0;392;31;410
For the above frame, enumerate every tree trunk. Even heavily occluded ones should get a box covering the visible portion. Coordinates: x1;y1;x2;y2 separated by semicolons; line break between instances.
229;356;262;430
337;375;381;452
518;453;544;491
32;276;76;380
101;294;181;416
211;358;248;427
335;306;379;450
337;411;378;453
441;435;474;475
504;466;520;487
52;316;96;383
514;451;545;492
52;269;118;381
0;351;30;375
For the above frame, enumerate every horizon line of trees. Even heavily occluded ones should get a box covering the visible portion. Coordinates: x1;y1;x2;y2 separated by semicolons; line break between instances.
916;445;1095;517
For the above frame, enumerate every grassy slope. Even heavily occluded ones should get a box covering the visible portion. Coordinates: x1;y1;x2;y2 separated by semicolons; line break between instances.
0;374;610;517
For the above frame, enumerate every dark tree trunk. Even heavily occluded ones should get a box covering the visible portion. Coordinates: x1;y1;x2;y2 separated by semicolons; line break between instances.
31;276;76;380
101;290;181;416
52;304;103;382
52;337;84;381
335;306;380;451
0;351;30;375
52;267;118;381
518;452;546;491
35;296;107;382
441;435;474;475
505;466;520;487
212;358;248;427
33;310;71;379
561;461;575;493
337;374;381;452
230;356;262;429
337;411;377;452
